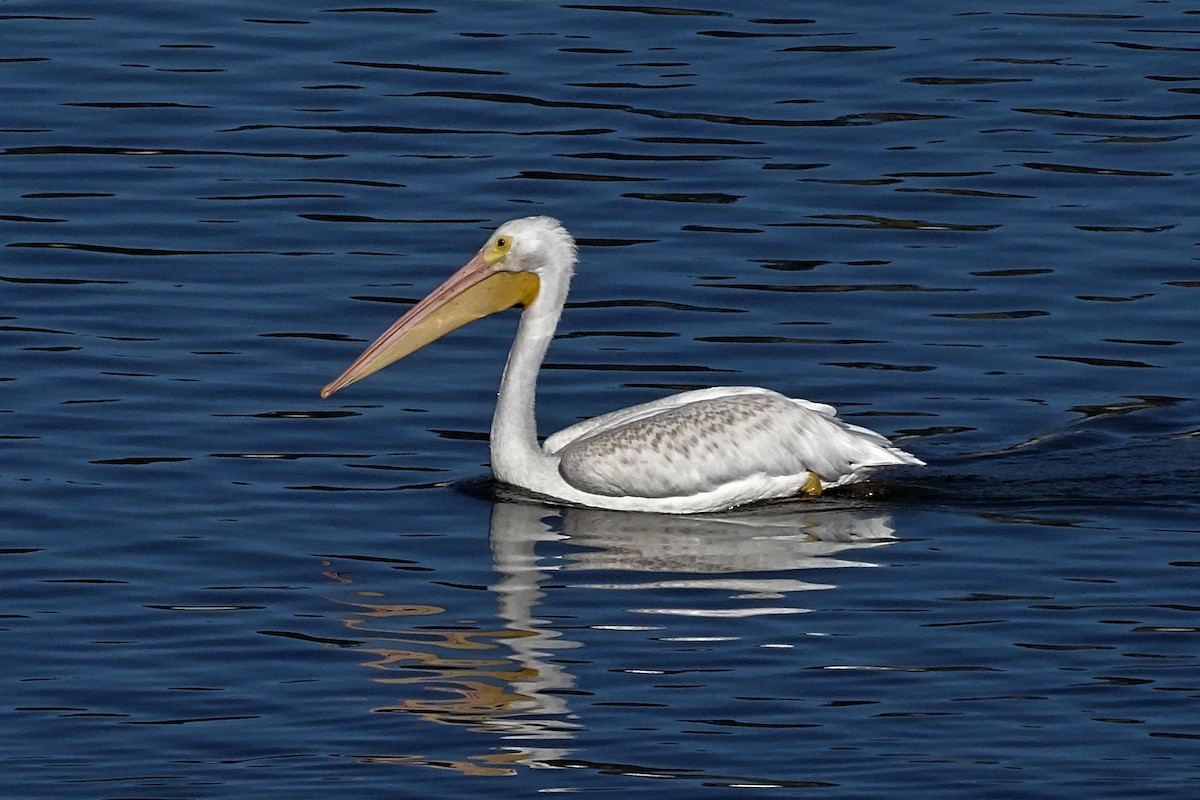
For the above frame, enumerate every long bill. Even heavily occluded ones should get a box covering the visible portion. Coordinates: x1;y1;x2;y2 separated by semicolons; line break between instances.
320;252;539;399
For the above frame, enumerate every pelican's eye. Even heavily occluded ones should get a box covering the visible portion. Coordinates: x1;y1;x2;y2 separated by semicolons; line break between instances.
485;234;513;264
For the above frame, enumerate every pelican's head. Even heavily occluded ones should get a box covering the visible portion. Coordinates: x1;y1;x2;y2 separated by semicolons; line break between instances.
320;216;576;399
489;215;577;279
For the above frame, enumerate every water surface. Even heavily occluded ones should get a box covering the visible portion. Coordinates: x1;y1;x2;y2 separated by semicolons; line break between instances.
3;2;1198;798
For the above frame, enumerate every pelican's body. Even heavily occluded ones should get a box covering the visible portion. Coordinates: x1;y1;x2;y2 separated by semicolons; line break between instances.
322;216;922;514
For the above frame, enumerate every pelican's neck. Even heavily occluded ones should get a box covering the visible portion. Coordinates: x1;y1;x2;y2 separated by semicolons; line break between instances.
490;262;572;485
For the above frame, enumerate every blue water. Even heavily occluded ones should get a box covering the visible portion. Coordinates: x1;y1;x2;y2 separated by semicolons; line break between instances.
3;1;1198;797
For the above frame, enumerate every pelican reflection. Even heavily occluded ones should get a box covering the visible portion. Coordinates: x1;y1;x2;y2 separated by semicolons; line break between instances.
335;497;899;774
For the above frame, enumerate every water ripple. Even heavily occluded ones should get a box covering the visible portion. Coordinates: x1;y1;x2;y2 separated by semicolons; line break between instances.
4;2;1200;797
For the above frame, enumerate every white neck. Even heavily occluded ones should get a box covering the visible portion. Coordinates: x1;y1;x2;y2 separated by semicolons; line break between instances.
489;261;573;487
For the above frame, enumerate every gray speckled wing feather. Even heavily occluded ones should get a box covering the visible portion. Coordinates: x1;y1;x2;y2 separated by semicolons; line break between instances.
555;388;917;499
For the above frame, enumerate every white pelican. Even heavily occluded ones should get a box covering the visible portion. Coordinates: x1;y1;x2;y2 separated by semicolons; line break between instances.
321;216;923;514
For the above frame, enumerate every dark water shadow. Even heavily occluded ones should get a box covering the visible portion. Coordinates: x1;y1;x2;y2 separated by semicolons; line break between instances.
907;397;1198;520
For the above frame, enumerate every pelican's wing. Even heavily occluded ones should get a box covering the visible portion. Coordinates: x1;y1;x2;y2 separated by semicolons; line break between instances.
544;386;774;455
553;387;922;499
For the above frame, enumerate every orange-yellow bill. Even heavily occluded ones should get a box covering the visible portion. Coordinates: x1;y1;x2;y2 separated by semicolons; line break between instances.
321;251;539;399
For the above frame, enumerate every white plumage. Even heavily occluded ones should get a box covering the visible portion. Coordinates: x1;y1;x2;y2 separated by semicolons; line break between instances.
551;388;915;498
322;216;923;514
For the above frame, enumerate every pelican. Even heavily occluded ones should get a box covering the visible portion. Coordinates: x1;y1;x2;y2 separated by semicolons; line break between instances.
321;216;923;514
